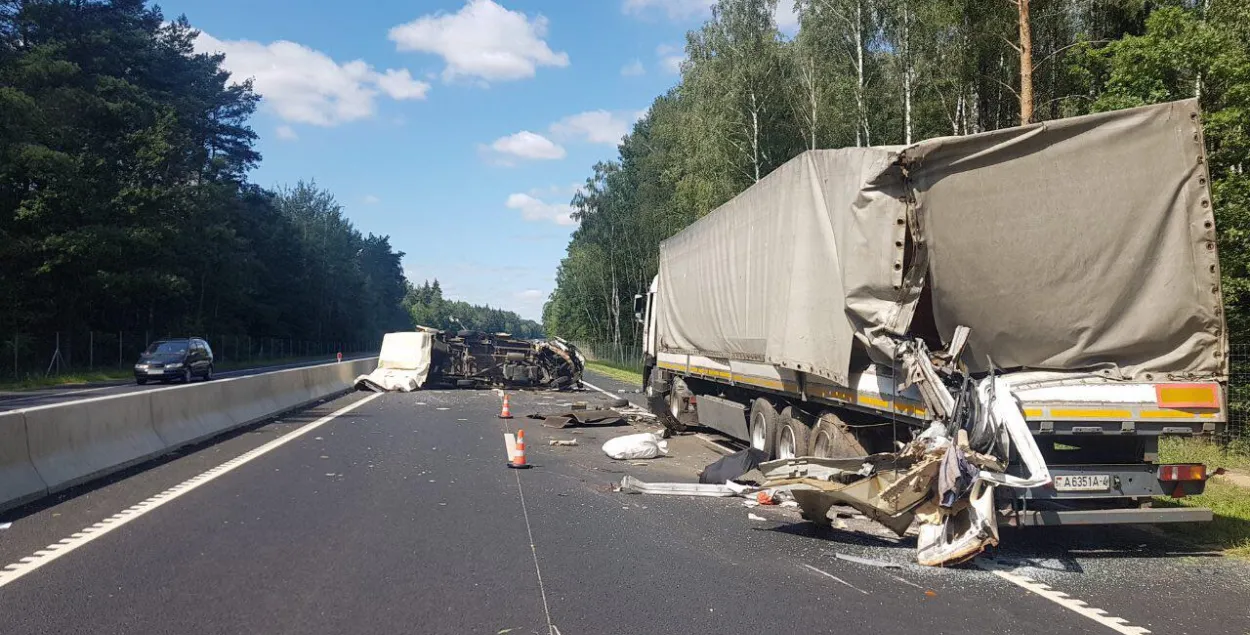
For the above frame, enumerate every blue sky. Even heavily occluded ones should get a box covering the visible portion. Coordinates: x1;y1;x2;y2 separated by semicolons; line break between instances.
157;1;797;320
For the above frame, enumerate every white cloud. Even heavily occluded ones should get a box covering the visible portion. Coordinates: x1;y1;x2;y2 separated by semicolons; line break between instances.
489;131;566;161
194;31;429;127
389;0;569;83
375;68;431;100
363;194;381;205
506;193;577;226
623;0;710;20
621;59;645;76
656;43;685;74
275;125;299;141
516;289;545;301
550;110;636;146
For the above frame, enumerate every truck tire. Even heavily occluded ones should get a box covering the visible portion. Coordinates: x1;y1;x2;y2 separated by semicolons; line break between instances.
809;411;868;458
776;407;811;460
749;398;781;458
647;368;685;433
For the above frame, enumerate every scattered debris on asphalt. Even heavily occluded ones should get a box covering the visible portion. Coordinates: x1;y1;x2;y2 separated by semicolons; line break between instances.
753;330;1053;567
618;475;739;497
603;432;669;460
527;411;626;429
747;513;766;522
834;552;904;569
0;522;12;530
698;448;768;485
548;439;579;447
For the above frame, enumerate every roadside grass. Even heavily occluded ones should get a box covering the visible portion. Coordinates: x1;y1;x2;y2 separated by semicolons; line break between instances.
585;361;643;386
1157;436;1250;558
1159;436;1250;472
0;354;356;392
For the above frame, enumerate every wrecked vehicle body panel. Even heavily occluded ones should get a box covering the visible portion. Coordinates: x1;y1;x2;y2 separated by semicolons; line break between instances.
356;329;584;391
633;100;1227;565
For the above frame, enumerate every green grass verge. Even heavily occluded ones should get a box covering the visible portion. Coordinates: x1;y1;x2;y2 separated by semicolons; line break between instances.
584;361;643;386
1157;436;1250;558
1159;436;1250;472
0;354;358;392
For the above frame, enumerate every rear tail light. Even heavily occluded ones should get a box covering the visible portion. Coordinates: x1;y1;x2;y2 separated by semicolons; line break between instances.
1157;464;1206;482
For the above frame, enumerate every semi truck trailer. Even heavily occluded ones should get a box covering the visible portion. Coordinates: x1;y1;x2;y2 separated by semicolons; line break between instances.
635;99;1227;530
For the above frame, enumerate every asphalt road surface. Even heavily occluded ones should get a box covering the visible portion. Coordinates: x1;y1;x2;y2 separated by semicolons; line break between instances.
0;354;377;412
1;370;1247;635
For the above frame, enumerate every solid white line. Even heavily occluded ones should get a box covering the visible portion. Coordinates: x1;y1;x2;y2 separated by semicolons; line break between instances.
511;451;557;635
977;561;1150;635
801;563;870;595
0;392;383;590
579;379;618;399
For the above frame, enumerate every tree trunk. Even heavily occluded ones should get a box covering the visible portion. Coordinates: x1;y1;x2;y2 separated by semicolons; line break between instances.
854;0;869;146
1017;0;1033;124
750;89;761;182
902;0;913;145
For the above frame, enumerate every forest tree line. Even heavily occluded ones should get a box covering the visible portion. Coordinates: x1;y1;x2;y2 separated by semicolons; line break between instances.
543;0;1250;347
403;280;544;340
0;1;416;344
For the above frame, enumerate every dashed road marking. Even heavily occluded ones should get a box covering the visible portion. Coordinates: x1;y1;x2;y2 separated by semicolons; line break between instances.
0;393;383;590
977;560;1150;635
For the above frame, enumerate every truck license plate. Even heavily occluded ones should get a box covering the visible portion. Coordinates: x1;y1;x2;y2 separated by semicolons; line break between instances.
1054;474;1111;492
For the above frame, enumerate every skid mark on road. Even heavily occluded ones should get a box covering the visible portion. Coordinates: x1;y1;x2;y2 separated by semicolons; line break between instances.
977;560;1151;635
0;393;383;590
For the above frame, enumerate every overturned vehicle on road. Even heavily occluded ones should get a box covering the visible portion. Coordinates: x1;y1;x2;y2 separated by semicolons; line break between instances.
355;329;584;392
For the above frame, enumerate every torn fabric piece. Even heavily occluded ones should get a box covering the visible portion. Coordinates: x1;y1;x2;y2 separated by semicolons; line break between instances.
938;445;977;508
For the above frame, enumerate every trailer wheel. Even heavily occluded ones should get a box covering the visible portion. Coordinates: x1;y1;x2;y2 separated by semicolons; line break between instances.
749;398;780;458
647;368;685;433
809;411;868;458
776;408;811;460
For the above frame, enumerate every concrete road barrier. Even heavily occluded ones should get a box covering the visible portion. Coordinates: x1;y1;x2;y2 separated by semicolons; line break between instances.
150;381;234;449
2;357;379;514
0;411;48;510
25;392;166;494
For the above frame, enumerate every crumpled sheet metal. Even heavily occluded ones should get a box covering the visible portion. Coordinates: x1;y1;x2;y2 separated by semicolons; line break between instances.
915;481;999;567
353;369;425;392
618;475;742;498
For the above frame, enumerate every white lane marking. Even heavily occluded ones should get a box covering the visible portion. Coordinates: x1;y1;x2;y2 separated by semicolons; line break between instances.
977;561;1150;635
510;441;557;635
0;393;383;590
801;563;870;595
579;379;618;400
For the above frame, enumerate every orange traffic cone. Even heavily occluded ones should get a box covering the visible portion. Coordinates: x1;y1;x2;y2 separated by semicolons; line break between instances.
508;429;530;469
499;394;514;419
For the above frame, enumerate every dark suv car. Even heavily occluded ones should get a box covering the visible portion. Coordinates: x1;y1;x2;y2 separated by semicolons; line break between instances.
134;338;215;385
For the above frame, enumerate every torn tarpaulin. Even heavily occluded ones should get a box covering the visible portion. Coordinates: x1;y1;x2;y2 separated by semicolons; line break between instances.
526;411;626;429
699;448;768;485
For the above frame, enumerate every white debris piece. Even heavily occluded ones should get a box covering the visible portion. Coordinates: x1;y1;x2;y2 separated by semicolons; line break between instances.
602;432;669;460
